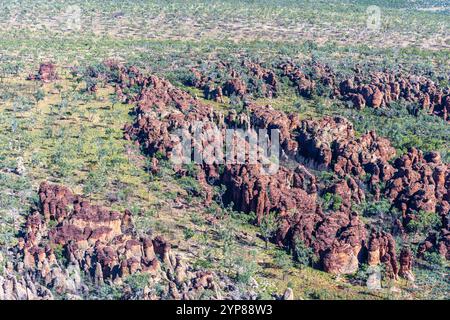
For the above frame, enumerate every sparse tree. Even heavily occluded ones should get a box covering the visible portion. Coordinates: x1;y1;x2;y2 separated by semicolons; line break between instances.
33;88;45;107
274;250;292;281
260;212;278;249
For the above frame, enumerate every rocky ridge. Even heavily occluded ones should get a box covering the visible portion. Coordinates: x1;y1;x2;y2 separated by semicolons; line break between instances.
107;62;447;280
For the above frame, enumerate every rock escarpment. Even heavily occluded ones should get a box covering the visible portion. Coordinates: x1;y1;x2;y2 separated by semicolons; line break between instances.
188;60;278;100
66;60;450;287
280;61;449;122
2;181;234;300
109;63;432;278
337;71;450;121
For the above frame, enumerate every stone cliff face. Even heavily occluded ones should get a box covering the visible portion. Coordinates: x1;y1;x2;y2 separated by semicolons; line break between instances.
2;181;238;300
188;60;278;100
106;62;448;281
336;71;450;122
385;148;450;226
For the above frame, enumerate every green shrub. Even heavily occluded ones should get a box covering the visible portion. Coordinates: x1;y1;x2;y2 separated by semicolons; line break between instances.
423;252;444;268
406;211;441;234
360;199;392;218
322;192;343;211
52;244;68;266
235;250;260;284
178;176;201;197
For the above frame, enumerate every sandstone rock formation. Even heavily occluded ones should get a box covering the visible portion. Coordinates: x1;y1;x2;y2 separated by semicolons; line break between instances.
399;247;415;281
366;231;398;279
280;61;337;99
87;62;449;281
296;116;397;185
113;66;372;275
243;60;278;98
296;116;354;169
319;211;366;274
187;59;449;122
1;181;233;300
337;71;450;121
417;229;450;261
279;60;449;122
188;60;278;100
282;287;294;300
27;63;58;83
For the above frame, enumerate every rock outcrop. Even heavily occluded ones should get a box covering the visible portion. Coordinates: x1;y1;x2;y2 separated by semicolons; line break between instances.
2;181;231;300
296;116;397;185
27;63;58;83
280;61;338;99
399;247;415;281
0;272;53;300
188;60;278;100
279;60;450;122
337;71;450;121
417;229;450;260
87;62;448;281
385;148;450;227
114;66;372;275
319;211;367;274
366;231;398;279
